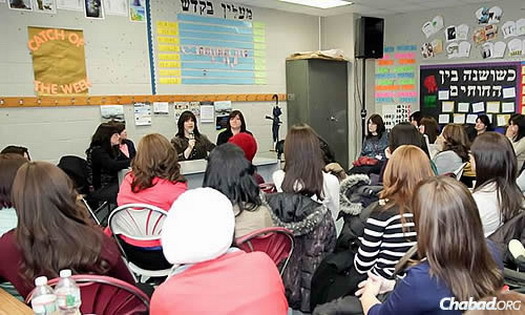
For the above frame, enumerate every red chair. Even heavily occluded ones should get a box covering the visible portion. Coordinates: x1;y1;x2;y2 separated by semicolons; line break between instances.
235;227;294;275
26;274;149;315
259;183;277;194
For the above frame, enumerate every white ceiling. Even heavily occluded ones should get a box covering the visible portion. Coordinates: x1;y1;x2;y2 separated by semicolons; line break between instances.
234;0;503;17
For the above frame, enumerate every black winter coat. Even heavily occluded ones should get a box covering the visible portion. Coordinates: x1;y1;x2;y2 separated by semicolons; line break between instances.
266;192;336;312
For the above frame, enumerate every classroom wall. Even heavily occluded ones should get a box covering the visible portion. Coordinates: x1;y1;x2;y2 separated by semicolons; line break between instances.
382;0;525;113
0;0;319;162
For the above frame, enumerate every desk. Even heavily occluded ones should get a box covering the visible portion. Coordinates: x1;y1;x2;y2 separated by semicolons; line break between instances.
180;155;280;189
118;154;281;189
0;287;32;315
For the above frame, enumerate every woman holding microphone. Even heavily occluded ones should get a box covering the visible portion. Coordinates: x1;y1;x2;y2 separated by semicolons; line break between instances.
171;111;215;160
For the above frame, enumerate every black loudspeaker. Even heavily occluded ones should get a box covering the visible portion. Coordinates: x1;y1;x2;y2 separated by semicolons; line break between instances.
356;16;384;59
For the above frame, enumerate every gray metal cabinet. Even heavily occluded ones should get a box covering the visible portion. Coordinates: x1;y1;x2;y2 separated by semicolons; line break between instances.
286;59;349;169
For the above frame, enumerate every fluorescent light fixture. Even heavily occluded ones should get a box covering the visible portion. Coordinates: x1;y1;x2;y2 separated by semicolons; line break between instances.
278;0;353;9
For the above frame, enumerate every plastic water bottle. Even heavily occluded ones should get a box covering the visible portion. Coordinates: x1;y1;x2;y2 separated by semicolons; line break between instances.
31;276;58;315
55;269;81;315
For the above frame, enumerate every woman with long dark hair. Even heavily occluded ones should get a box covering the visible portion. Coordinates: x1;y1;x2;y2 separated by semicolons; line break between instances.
471;132;524;236
358;176;503;314
86;123;130;204
0;162;134;298
203;143;273;237
433;124;470;175
272;124;340;226
348;114;388;175
109;120;136;160
171;111;215;160
216;110;253;145
506;114;525;170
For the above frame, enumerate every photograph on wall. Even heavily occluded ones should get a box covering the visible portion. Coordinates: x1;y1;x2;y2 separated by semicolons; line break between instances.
8;0;33;11
213;101;232;130
134;102;152;126
57;0;82;11
103;0;127;16
100;105;125;122
129;0;145;22
473;25;498;44
475;6;503;25
446;42;471;59
421;15;444;38
174;102;190;122
33;0;57;13
84;0;104;19
152;102;169;115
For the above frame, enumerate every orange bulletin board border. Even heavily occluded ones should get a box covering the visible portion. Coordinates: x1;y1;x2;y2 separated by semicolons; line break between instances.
0;94;286;108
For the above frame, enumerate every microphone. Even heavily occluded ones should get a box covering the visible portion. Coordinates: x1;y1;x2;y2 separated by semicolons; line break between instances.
189;132;194;140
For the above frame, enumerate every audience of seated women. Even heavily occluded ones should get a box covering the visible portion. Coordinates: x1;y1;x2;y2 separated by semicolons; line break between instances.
0;162;134;298
86;123;130;204
471;132;524;237
203;143;273;238
109;120;136;160
348;114;388;175
433;124;470;175
506;114;525;171
150;188;288;314
358;176;504;315
272;124;340;228
171;110;215;161
353;145;434;285
216;110;253;145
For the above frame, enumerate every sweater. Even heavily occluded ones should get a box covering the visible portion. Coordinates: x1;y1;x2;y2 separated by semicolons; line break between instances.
472;183;502;237
150;251;288;315
512;137;525;171
233;202;275;238
171;134;216;160
360;133;388;161
86;145;130;190
368;241;503;315
0;230;135;298
432;150;464;175
216;129;253;145
354;203;417;279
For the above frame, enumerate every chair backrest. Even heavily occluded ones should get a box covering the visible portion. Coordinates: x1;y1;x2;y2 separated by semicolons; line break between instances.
453;162;468;180
108;203;168;242
259;183;277;194
235;227;294;274
26;274;149;315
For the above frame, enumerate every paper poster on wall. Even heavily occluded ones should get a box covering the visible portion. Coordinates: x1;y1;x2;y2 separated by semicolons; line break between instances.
57;0;82;11
502;21;517;39
453;114;465;124
422;15;444;38
214;101;232;130
421;40;443;59
382;104;411;130
8;0;32;10
438;114;450;124
475;6;502;25
134;102;152;126
33;0;57;14
103;0;127;16
84;0;104;19
508;39;524;57
502;102;515;113
473;25;498;44
129;0;145;22
458;103;469;113
486;101;500;113
174;102;190;122
472;102;485;113
28;27;89;96
153;102;170;115
100;105;125;122
497;114;510;127
200;105;214;123
445;24;468;42
480;42;506;59
447;42;471;59
442;101;454;112
517;19;525;36
466;114;477;124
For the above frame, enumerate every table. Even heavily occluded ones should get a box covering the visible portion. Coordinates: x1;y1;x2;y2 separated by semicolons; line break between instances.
0;287;32;315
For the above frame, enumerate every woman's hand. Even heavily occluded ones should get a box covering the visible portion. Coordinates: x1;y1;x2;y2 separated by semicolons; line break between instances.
324;162;347;181
355;272;396;297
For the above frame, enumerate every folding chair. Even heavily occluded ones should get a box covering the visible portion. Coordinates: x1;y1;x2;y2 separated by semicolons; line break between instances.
107;203;172;283
452;162;468;180
235;227;294;275
26;274;149;315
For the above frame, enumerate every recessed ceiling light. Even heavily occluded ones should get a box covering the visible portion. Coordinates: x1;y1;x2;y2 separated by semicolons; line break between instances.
278;0;354;9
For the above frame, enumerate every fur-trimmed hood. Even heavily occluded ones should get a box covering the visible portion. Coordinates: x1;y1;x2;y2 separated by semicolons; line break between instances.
265;192;328;237
339;174;382;216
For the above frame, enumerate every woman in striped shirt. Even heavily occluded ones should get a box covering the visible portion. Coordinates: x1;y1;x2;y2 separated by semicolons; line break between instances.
354;145;434;280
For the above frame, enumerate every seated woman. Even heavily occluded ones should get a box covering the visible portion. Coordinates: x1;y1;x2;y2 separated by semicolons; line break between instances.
0;154;27;237
348;114;388;175
110;120;136;160
471;132;524;237
86;123;130;205
506;114;525;171
203;143;273;238
354;145;434;282
216;110;253;145
171;111;215;161
432;124;469;175
150;188;288;314
418;116;439;158
358;176;504;315
0;162;134;299
475;114;493;138
228;132;265;184
272;124;340;229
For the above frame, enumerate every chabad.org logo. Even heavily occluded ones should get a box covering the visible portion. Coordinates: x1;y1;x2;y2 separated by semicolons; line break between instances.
440;297;522;311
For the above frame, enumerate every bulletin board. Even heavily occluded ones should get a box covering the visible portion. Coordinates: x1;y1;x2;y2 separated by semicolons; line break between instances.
420;61;522;127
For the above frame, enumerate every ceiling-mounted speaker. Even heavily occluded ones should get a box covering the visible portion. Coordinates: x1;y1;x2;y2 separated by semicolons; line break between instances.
356;16;384;59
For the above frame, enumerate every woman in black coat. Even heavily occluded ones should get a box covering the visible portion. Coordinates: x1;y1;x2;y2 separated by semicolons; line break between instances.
216;110;253;145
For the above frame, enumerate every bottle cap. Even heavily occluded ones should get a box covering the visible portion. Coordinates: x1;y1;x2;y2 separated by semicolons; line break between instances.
35;276;48;286
60;269;72;278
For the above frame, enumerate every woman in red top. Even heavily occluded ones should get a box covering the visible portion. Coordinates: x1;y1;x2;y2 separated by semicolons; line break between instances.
117;133;187;211
0;162;134;298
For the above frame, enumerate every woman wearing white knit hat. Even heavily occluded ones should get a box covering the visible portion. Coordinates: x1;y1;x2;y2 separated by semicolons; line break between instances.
150;188;288;314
